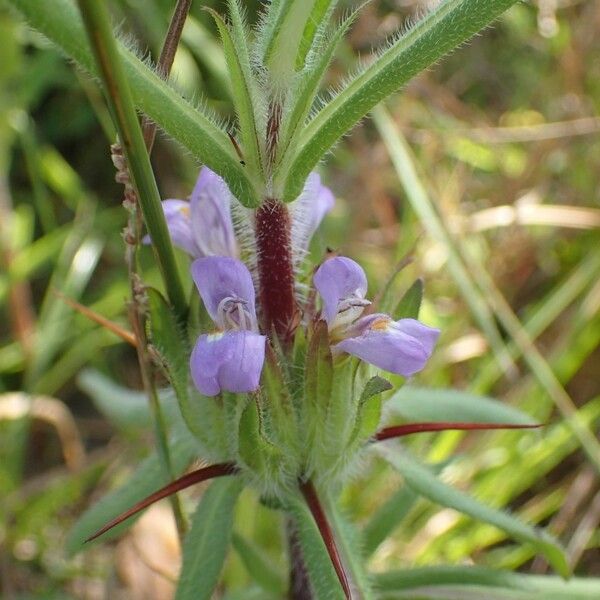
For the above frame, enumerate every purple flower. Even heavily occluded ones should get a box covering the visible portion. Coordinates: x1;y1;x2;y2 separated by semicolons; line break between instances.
190;331;265;396
291;173;335;254
149;167;334;260
313;256;370;329
146;167;238;259
190;256;265;396
314;257;440;376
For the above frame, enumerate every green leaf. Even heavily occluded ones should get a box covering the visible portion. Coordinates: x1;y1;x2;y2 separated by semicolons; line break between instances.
282;0;518;201
304;320;333;461
66;433;198;555
376;446;569;577
362;462;446;557
207;3;264;175
276;6;359;180
374;566;600;600
348;376;393;448
362;486;418;558
393;278;423;320
232;532;286;595
264;1;319;84
9;0;259;207
77;368;178;430
385;387;536;425
287;495;346;600
324;494;375;599
295;0;339;70
176;478;243;600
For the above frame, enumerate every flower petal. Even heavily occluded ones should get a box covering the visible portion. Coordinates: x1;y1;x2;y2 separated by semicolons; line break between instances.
190;331;266;396
190;167;238;258
191;256;257;325
314;257;368;327
334;316;440;376
144;199;198;256
291;172;335;253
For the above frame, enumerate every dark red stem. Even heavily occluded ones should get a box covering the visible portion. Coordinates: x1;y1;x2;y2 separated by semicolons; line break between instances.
85;462;239;542
374;422;543;442
300;480;352;600
256;199;298;343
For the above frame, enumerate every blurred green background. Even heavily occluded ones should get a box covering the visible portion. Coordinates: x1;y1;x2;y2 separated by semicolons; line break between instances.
1;0;599;597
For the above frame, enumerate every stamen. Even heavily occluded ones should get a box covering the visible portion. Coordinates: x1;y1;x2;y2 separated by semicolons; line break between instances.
217;295;254;331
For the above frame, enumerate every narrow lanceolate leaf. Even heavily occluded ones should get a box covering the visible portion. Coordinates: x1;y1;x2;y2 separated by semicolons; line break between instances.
376;446;569;577
282;0;519;201
295;0;339;70
287;493;347;600
176;478;243;600
393;278;423;320
264;1;319;83
9;0;259;207
232;533;287;595
385;387;536;425
66;433;198;554
276;7;360;179
374;566;600;600
207;4;264;176
304;321;333;465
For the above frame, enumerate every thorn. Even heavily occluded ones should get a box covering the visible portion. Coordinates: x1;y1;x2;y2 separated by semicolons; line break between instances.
299;480;352;599
373;422;543;442
85;462;238;542
53;289;138;347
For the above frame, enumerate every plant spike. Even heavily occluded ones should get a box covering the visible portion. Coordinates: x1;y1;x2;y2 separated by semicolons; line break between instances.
300;479;352;599
85;463;239;543
374;422;543;442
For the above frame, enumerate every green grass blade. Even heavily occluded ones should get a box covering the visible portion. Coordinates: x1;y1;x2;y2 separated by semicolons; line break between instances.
372;105;516;377
376;445;569;577
282;0;518;200
373;105;600;475
9;0;258;207
175;478;243;600
373;566;600;600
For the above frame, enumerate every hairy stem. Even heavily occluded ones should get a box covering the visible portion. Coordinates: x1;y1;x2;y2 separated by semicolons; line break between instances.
76;0;187;319
255;199;298;343
286;517;315;600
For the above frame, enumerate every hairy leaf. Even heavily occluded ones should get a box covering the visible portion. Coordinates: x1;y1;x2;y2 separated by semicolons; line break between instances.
282;0;518;200
176;478;243;600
